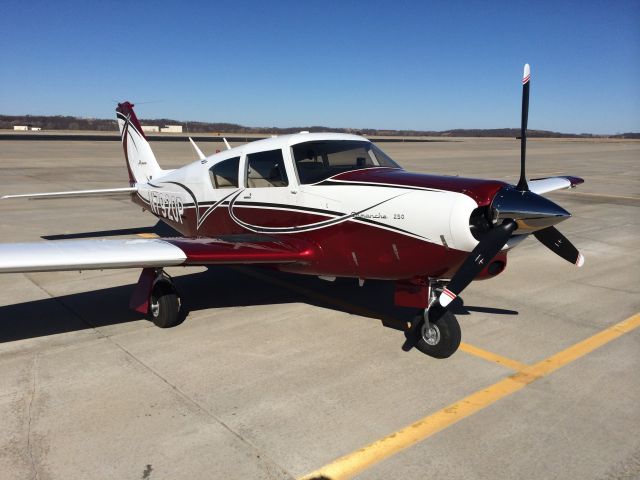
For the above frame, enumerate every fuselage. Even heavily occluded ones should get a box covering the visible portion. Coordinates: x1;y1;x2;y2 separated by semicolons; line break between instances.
132;133;508;280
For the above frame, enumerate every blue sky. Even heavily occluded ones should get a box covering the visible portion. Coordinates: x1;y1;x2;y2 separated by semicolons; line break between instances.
1;0;638;133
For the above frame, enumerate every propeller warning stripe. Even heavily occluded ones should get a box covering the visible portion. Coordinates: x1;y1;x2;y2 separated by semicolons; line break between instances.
442;288;457;299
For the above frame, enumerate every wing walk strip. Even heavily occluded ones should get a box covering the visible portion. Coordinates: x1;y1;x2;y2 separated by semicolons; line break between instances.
300;313;640;480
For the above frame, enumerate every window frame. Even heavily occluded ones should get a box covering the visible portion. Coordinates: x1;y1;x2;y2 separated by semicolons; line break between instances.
290;140;400;185
244;148;290;189
208;155;241;189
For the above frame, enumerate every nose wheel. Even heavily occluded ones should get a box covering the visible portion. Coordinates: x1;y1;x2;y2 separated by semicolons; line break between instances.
414;305;461;358
401;279;461;358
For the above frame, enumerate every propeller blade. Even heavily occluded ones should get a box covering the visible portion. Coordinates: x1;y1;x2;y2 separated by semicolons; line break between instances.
533;226;585;267
516;63;531;192
439;220;517;307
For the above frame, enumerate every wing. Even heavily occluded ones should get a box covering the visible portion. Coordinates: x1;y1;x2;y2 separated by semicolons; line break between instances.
0;235;317;273
528;176;584;195
1;187;137;200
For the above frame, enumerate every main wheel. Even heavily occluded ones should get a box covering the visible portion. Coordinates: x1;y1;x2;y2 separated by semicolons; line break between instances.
415;305;461;358
149;280;182;328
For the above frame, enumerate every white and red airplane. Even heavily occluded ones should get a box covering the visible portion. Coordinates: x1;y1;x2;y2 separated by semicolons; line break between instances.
0;65;584;358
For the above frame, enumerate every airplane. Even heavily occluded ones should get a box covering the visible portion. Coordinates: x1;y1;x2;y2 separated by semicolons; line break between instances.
0;64;584;358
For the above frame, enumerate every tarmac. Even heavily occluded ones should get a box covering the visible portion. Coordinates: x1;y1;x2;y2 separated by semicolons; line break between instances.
0;137;638;480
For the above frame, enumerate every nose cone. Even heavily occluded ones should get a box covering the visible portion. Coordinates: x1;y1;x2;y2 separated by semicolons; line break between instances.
491;186;571;233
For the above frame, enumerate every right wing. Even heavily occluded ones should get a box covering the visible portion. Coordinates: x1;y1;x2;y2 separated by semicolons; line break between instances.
0;235;318;273
528;176;584;195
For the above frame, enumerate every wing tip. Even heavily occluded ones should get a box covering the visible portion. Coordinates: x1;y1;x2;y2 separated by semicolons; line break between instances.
575;253;585;267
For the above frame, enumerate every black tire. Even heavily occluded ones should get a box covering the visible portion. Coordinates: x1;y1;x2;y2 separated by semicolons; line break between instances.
415;306;461;359
149;280;182;328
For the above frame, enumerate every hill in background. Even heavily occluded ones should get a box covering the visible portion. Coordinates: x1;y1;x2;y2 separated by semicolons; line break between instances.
0;114;637;138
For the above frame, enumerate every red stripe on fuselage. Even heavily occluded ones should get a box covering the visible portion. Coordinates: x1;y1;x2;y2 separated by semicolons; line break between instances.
328;169;507;206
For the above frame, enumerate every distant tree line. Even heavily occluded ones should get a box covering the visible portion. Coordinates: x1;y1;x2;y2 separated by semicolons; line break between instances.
0;114;637;138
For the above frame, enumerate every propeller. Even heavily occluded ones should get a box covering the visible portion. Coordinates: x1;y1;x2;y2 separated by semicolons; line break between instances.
534;226;585;266
439;220;516;307
516;64;530;191
437;64;584;309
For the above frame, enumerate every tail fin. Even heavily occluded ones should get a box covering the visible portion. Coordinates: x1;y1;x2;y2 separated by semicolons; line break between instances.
116;102;163;185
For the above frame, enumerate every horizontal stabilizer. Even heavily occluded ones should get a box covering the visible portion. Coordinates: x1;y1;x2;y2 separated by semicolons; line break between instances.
1;187;137;200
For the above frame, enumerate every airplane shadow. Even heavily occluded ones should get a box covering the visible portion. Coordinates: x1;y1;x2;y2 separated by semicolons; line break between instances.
0;265;519;344
40;220;178;240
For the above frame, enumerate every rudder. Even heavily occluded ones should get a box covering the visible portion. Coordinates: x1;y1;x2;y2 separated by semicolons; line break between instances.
116;102;163;185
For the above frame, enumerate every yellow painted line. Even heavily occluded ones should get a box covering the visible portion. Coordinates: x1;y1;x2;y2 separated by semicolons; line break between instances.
300;313;640;480
458;342;529;372
235;267;527;371
529;312;640;377
136;233;159;238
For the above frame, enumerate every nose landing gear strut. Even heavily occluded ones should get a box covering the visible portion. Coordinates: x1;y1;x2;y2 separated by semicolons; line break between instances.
400;278;461;358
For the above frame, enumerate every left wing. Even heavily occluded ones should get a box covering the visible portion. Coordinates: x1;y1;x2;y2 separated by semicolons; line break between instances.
0;235;317;273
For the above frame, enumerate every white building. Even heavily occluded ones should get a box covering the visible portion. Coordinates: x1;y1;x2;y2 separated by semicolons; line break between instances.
141;125;160;133
13;125;41;131
160;125;183;133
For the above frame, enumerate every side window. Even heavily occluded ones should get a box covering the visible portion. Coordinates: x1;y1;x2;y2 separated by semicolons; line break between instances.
209;157;240;188
246;149;288;188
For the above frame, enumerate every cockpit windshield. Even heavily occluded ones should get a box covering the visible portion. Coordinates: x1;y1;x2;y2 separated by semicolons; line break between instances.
292;140;401;184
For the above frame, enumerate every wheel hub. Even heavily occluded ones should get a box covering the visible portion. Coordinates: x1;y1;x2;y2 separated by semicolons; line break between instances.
422;322;441;346
150;298;159;318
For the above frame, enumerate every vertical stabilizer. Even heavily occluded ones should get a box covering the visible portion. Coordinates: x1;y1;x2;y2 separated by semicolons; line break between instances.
116;102;163;185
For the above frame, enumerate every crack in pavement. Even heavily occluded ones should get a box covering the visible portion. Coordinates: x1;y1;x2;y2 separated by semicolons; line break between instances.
21;273;295;480
111;338;296;480
26;354;39;480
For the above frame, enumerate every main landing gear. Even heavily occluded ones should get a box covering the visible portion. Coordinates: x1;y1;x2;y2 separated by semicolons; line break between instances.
402;279;461;359
149;273;182;328
130;268;183;328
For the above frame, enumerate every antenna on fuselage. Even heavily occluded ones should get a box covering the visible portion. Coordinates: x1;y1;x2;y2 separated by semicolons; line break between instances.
188;137;206;160
223;138;231;150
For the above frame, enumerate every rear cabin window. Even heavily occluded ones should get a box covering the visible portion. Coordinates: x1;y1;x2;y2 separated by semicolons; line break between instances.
246;149;288;187
210;156;240;188
292;140;400;184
